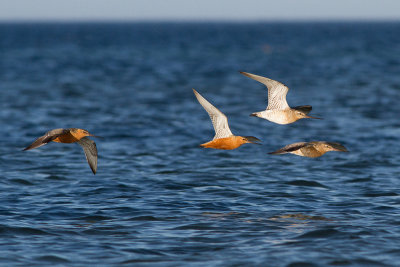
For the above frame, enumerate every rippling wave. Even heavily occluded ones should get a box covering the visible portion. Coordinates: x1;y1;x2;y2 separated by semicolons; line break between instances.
0;22;400;266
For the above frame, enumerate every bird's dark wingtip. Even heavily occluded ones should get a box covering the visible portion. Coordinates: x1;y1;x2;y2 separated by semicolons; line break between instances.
22;145;34;151
89;164;97;175
268;150;284;155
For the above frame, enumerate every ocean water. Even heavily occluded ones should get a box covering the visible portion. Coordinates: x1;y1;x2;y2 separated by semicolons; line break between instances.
0;22;400;266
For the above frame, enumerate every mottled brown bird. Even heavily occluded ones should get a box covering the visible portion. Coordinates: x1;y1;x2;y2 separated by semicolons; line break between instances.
193;89;261;150
269;141;348;158
240;71;321;124
23;128;99;174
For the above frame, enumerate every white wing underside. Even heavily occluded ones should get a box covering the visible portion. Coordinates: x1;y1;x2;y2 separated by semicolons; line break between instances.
241;72;290;110
193;89;233;140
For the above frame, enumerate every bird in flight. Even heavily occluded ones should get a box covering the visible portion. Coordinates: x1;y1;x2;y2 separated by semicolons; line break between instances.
23;128;100;174
269;141;348;158
240;71;321;124
193;89;261;150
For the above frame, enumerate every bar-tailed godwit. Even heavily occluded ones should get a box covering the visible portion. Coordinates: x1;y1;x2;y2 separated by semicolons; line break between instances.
240;71;321;124
193;89;261;150
23;128;99;174
269;141;348;158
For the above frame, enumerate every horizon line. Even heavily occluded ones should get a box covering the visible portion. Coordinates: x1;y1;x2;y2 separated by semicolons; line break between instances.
0;18;399;24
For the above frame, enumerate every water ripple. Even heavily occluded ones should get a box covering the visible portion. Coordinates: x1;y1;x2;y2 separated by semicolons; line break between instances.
1;22;400;266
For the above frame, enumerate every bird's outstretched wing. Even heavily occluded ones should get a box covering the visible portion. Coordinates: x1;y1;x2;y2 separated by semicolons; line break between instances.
193;89;233;140
23;129;67;151
240;71;290;110
268;142;308;155
77;137;98;174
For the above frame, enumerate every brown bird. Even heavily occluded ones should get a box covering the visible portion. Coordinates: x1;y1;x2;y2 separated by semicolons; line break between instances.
269;141;348;158
193;89;261;150
240;71;321;124
23;128;99;174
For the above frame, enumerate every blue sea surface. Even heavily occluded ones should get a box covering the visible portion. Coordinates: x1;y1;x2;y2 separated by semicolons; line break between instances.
1;22;400;266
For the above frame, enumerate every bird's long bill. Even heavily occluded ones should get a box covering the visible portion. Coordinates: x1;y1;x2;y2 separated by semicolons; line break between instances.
244;136;262;144
305;115;322;120
88;133;103;139
330;143;349;152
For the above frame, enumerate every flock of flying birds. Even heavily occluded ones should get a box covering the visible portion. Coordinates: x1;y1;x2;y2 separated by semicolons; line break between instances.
23;71;348;174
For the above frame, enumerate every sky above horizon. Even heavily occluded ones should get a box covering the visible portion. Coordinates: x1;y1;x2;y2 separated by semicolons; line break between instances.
0;0;399;21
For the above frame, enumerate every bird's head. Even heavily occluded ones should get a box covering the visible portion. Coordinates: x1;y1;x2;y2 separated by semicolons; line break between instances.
71;128;101;139
317;142;348;152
